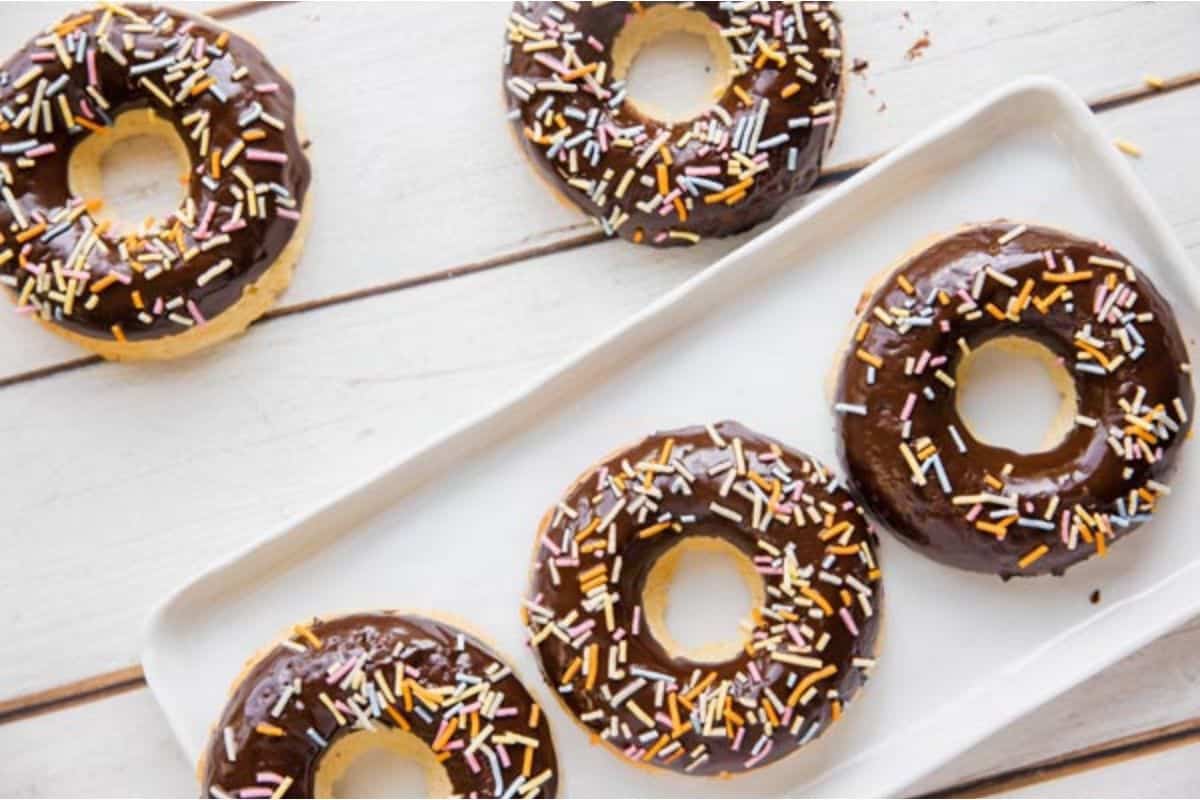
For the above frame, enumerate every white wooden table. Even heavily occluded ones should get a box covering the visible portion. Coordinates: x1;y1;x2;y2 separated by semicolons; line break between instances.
2;2;1199;796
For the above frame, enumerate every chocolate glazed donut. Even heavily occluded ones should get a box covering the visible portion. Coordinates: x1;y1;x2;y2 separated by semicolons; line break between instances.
200;613;559;799
0;4;310;359
523;422;882;778
835;222;1195;578
502;2;843;246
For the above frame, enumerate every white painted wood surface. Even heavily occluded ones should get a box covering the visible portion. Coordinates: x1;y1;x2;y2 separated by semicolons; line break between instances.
1;2;1199;796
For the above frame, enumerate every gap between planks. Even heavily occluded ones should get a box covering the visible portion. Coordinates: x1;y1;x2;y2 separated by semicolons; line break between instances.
0;69;1196;393
2;667;1199;799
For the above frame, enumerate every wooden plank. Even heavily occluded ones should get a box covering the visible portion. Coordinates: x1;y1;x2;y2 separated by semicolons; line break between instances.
0;689;194;796
0;666;143;726
989;739;1200;798
2;3;1199;379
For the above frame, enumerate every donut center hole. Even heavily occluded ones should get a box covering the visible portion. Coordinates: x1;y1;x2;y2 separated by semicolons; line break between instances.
643;536;763;663
66;108;190;236
612;6;735;123
314;727;453;798
955;336;1078;453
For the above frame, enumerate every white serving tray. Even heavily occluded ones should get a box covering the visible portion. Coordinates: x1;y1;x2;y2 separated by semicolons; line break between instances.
144;77;1200;797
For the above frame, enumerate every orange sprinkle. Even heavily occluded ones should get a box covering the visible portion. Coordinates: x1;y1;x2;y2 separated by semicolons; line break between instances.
760;697;780;727
585;644;599;690
75;116;106;133
831;700;843;722
1043;270;1094;284
560;62;598;81
819;520;852;541
529;703;541;729
190;77;216;96
1096;530;1108;557
656;163;669;196
522;745;534;777
90;273;119;294
780;82;801;99
1018;544;1049;569
561;656;582;684
673;196;688;222
255;722;284;737
637;521;674;539
385;705;411;731
215;31;230;48
682;671;717;703
432;715;458;751
897;274;915;295
855;321;870;342
574;517;601;543
1075;339;1111;369
801;586;833;615
16;222;47;244
855;348;882;368
211;149;222;179
131;290;144;310
984;302;1007;321
242;128;268;142
975;519;1010;539
733;85;753;106
826;543;860;555
54;12;94;35
786;665;837;707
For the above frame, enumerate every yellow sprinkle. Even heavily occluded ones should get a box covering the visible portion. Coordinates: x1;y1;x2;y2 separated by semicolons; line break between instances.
1114;138;1142;158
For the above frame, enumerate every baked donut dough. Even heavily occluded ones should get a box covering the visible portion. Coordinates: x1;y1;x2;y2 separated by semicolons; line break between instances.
0;4;311;360
200;612;559;799
835;222;1194;578
524;421;882;777
503;2;844;246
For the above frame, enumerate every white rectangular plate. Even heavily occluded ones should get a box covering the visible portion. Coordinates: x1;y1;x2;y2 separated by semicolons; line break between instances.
144;78;1200;797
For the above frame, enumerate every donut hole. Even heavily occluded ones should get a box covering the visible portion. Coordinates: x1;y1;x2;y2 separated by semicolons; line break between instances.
314;727;452;798
955;336;1078;453
612;6;735;124
642;536;763;663
66;108;190;236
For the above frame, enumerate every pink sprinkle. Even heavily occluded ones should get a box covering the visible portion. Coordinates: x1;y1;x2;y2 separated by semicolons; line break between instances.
443;739;464;751
246;148;288;164
108;270;132;285
541;535;561;555
153;297;164;314
813;115;835;126
193;37;204;60
915;349;931;375
1061;510;1071;544
276;207;301;221
497;743;511;767
685;165;721;176
1094;284;1107;314
781;705;793;726
965;503;982;523
773;9;784;36
747;661;761;682
1044;250;1056;271
899;392;917;422
14;305;34;315
187;299;206;326
87;48;98;86
839;607;860;636
27;143;56;158
220;218;248;234
786;623;807;648
587;35;605;52
31;51;56;63
465;751;481;774
744;739;773;769
255;772;284;785
254;82;279;93
632;605;641;636
731;725;746;751
195;200;217;239
238;790;272;799
939;319;951;332
494;707;518;718
929;355;947;367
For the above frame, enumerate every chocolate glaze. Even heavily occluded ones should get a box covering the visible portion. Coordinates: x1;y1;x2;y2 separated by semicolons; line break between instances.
525;422;882;777
0;4;310;342
503;2;842;246
836;223;1194;578
201;612;559;798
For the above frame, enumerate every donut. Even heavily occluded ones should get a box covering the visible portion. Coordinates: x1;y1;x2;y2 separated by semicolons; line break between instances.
200;612;560;799
502;2;844;247
0;4;311;360
523;421;882;777
834;222;1195;578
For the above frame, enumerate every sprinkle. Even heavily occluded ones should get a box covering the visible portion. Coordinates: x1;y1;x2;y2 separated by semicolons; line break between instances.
1114;139;1142;158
